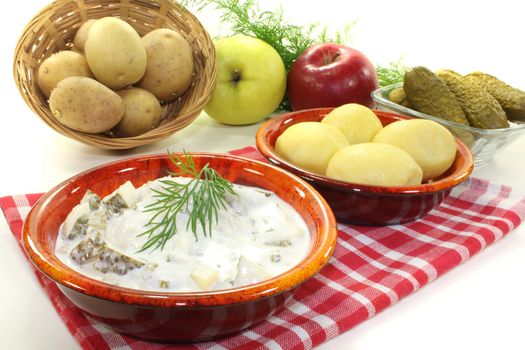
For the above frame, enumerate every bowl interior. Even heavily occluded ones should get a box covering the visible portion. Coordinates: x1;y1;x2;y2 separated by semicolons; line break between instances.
256;108;474;195
23;153;337;307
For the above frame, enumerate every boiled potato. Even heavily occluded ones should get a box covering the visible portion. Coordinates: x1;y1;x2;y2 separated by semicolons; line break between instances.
85;17;146;89
73;19;96;53
326;143;423;186
373;119;457;180
275;122;349;174
113;88;162;137
37;50;93;98
321;103;383;144
49;76;124;133
139;28;194;102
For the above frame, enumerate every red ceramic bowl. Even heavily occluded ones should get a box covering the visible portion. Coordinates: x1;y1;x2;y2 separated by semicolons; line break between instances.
256;108;474;225
22;153;337;342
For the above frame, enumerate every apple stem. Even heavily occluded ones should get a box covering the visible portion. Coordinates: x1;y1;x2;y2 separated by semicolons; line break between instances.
231;69;242;86
323;52;340;65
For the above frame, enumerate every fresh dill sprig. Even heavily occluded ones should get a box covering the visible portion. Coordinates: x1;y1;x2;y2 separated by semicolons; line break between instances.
138;151;236;252
376;61;408;87
183;0;352;71
181;0;354;110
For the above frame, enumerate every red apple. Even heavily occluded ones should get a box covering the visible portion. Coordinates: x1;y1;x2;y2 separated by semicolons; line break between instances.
287;43;379;111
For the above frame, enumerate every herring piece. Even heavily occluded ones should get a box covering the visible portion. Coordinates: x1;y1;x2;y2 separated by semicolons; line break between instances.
191;264;219;290
62;202;91;239
87;210;107;230
233;256;271;287
80;190;101;210
117;181;138;208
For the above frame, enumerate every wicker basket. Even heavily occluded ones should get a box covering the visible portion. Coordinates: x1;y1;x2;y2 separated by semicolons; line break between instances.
13;0;216;150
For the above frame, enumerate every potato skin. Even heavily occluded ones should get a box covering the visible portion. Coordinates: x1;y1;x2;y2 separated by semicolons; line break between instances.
113;88;162;137
49;77;124;133
37;50;93;98
73;19;96;53
85;17;146;89
139;28;194;102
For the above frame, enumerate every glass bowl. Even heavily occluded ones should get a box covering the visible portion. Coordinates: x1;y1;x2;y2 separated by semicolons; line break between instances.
372;83;525;166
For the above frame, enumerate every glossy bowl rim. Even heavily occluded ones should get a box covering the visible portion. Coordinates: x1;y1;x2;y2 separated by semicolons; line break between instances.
256;108;474;196
371;83;525;135
23;153;338;307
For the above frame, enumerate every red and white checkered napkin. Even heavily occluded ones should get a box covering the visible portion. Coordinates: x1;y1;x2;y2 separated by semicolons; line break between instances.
2;146;525;350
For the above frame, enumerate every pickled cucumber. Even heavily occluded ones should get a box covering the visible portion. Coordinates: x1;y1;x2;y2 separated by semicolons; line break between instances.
70;233;145;275
467;72;525;122
388;87;412;108
403;66;469;125
436;70;509;129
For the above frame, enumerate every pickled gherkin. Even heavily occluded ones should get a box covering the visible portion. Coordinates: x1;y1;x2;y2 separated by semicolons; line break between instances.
104;193;129;215
102;181;138;216
70;233;145;275
436;70;509;129
388;87;412;108
467;71;525;122
403;66;469;125
68;215;89;240
69;233;106;264
93;246;145;275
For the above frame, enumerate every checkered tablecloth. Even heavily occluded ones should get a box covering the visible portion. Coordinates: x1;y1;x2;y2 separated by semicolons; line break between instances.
2;146;524;350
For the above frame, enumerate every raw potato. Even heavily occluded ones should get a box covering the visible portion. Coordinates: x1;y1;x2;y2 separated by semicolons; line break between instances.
321;103;383;144
49;77;124;133
139;28;194;102
275;122;349;175
326;143;423;186
373;119;457;180
37;50;93;98
85;17;147;89
113;88;162;137
73;19;96;53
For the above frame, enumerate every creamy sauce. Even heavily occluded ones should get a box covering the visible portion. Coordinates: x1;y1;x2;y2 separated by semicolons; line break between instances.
55;177;311;292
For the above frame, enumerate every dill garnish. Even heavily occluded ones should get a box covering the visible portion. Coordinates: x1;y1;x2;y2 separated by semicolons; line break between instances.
183;0;353;72
182;0;353;110
376;61;408;87
138;151;236;252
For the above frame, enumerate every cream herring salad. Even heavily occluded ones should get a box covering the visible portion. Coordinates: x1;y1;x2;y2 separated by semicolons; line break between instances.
55;158;310;293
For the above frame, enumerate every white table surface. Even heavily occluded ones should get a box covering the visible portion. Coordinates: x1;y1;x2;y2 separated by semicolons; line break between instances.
2;0;525;349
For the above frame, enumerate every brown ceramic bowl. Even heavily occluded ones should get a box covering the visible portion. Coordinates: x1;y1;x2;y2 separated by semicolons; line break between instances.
256;108;474;225
22;153;337;342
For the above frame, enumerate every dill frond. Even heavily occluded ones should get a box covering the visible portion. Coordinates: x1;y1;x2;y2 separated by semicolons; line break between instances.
138;151;236;252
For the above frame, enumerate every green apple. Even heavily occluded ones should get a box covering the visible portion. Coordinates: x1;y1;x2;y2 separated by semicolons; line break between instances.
205;35;286;125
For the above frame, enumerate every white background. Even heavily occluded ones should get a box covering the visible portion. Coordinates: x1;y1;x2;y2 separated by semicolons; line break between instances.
1;0;525;349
